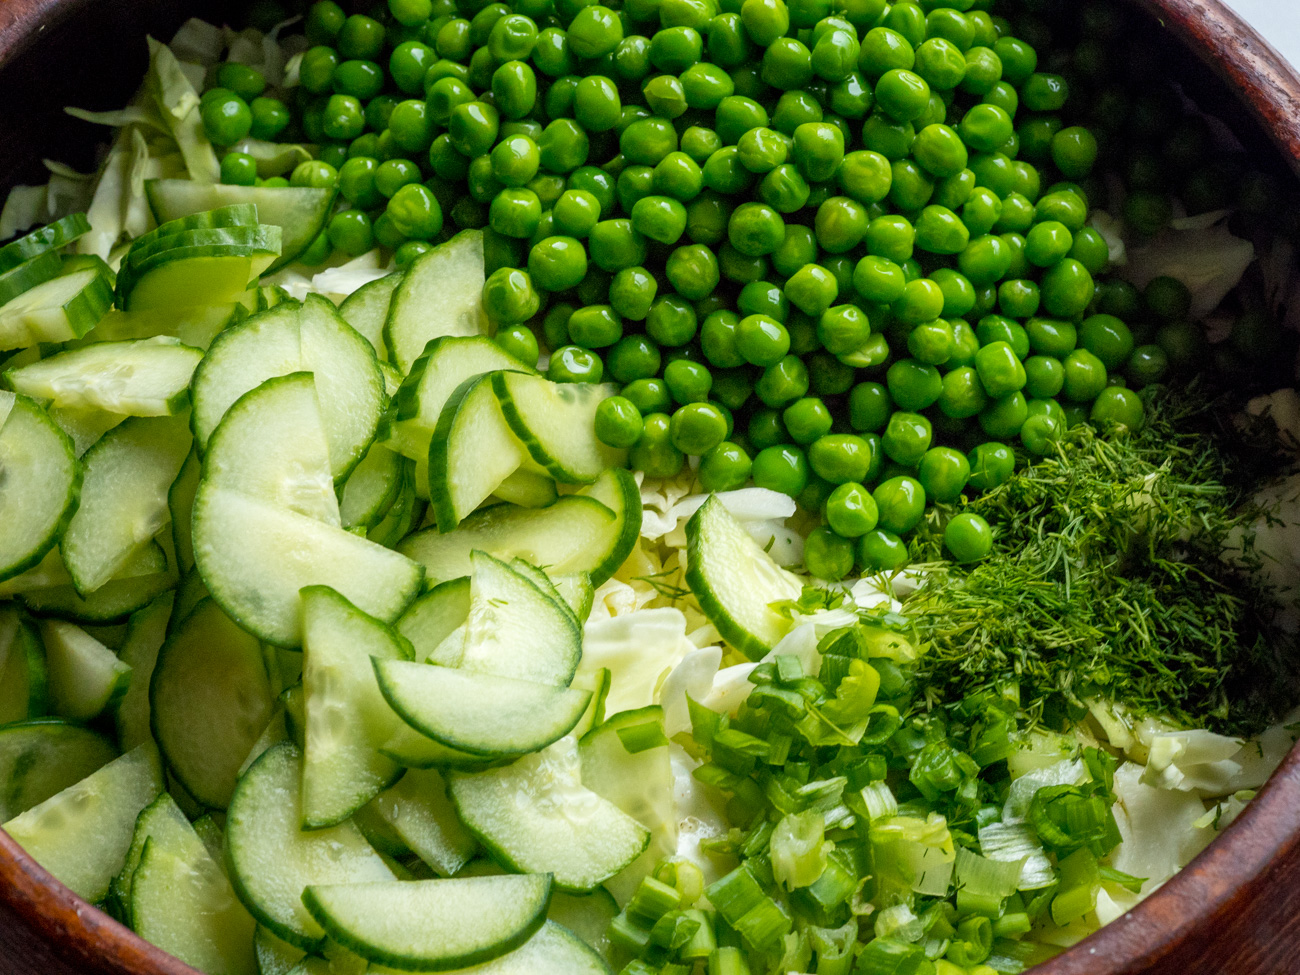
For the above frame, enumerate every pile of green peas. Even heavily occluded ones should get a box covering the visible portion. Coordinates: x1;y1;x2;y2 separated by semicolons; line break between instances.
198;0;1201;579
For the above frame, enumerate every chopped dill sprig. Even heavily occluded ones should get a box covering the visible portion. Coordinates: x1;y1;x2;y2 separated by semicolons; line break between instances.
902;385;1299;737
634;568;691;601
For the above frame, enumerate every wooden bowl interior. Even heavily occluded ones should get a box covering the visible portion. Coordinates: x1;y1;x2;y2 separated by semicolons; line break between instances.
0;1;1298;974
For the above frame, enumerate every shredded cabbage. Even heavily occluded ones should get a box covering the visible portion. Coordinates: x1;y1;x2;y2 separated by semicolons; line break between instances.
1122;215;1255;320
147;37;219;183
1110;762;1212;895
578;607;694;717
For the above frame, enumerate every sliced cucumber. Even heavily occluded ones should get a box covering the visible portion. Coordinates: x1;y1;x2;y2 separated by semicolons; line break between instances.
367;463;422;549
255;925;308;975
20;548;176;624
0;267;113;350
386;336;534;494
506;560;591;630
546;889;618;963
339;271;401;360
121;236;283;312
0;250;63;308
150;597;274;808
47;403;124;458
6;337;203;416
129;203;258;257
61;412;192;595
376;661;590;758
493;469;558;507
395;577;470;663
685;495;803;659
579;706;676;904
0;213;92;272
398;496;619;587
226;742;394;950
145;180;337;273
192;484;424;647
0;609;48;723
569;668;610;741
0;392;81;583
192;295;385;480
492;374;626;484
367;768;477;877
461;551;581;685
169;448;200;573
305;875;551;971
384;230;488;375
340;443;406;531
428;373;529;533
379;723;497;771
203;373;340;526
575;467;642;585
39;619;132;721
83;301;242;350
448;739;650;893
114;593;173;751
113;792;194;924
124;224;272;274
371;921;612;975
301;586;411;829
1;742;163;903
131;825;259;975
0;719;117;823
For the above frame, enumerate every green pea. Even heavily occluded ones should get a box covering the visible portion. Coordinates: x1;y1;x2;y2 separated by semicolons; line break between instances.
337;13;385;59
874;68;931;123
719;243;769;284
1145;275;1194;321
1090;385;1145;431
734;127;787;175
894;277;944;326
944;511;992;562
447;100;498;157
848;381;891;432
653;152;705;203
886;357;942;411
247;95;291;141
1125;345;1168;388
913;36;966;91
681;126;724;164
299;47;339;95
495;324;540;367
905;318;953;364
292;159;340;191
823;482;876;537
649;25;704;72
646;295;700;347
617;165;656;213
548;345;605;384
1022;72;1070;113
960;443;1012;493
936;365;986;418
550;189;600;238
538;119;590;174
757;164;810;213
662;358;710;405
621;378;670;417
755;354;809;406
467;154;504;203
725;202;784;257
882;411;931;466
849;255;902;304
482;266;541;325
955;234;1010;286
961;45;1003;96
812;28;859;83
752;444;810;497
734;313;789;366
915;446;968;503
698;441;752;492
306;3;346;46
643;75;688;119
1040;258;1095;319
857;528;909;570
665;244;720;300
589;219;648;272
777;396;828;444
628;412;683;477
387;183;444;240
1077;314;1134;371
202;91;253;146
830;70;874;120
978;390;1027;438
806;433;872;484
567;305;623;349
809;196;865;254
859;27;914;78
1019;411;1062;456
859;215;911;264
912;205;968;256
219;151;258;187
620;117;679;166
685;191;733;245
804;526;854;580
1061;347;1108;402
861;113;915;161
872;475;925;534
741;0;790;46
528;235;588;291
973;340;1026;398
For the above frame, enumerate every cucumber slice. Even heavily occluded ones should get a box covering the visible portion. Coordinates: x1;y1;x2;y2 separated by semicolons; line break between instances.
6;337;204;416
493;374;626;484
448;739;650;893
169;448;200;573
367;467;423;548
0;250;63;308
575;467;642;585
39;619;132;721
428;373;529;532
546;889;618;963
150;597;274;808
685;495;803;659
339;271;401;360
192;295;385;480
114;593;174;751
398;496;619;587
20;555;177;624
0;609;48;723
131;826;259;975
461;551;581;685
83;301;242;350
0;266;113;350
395;576;470;663
384;230;488;375
301;586;410;828
0;719;117;822
145;180;337;272
493;469;558;507
193;812;226;868
203;373;340;525
303;874;552;971
371;921;612;975
121;236;283;311
386;336;534;495
569;668;609;741
0;213;91;272
61;412;192;595
367;768;477;878
129;203;258;258
255;925;308;975
226;742;394;950
553;573;596;624
0;392;81;583
508;559;579;630
340;443;406;531
1;742;163;903
375;661;590;758
579;706;676;904
113;792;194;925
47;404;126;458
379;724;498;771
192;484;424;647
124;225;282;279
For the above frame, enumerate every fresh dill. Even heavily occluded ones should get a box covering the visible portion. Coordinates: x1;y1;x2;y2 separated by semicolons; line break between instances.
901;386;1299;737
634;568;691;601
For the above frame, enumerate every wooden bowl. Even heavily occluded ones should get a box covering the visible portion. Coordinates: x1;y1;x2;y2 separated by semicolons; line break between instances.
2;1;1299;974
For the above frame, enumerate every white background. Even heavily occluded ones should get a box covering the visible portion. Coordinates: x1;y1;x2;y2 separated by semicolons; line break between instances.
1223;0;1300;71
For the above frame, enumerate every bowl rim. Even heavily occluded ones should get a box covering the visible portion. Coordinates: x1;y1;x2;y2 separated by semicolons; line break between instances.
1;1;1299;973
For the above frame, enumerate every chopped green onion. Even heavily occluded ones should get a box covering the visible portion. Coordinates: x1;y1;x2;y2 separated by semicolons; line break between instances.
771;810;828;890
629;876;683;923
945;915;993;966
1050;848;1101;925
873;904;923;943
677;909;718;960
707;947;750;975
618;720;671;754
855;936;931;975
